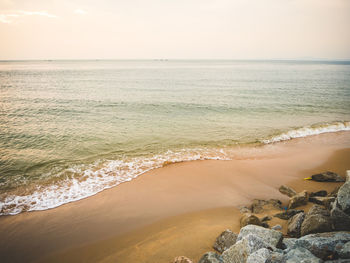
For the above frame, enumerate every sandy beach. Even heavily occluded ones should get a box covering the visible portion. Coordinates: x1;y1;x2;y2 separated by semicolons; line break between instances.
0;131;349;263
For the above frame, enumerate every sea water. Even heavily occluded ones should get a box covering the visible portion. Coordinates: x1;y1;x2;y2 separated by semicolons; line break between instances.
0;60;349;215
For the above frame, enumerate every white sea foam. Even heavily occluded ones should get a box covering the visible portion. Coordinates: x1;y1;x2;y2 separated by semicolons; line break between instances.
0;149;231;215
1;121;349;216
262;121;350;144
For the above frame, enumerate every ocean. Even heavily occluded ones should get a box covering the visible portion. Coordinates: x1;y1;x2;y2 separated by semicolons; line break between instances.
0;59;349;215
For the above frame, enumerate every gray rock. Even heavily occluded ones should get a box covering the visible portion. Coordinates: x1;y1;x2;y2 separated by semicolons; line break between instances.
309;196;335;208
240;213;261;228
274;209;304;220
223;234;273;263
337;181;350;214
346;170;350;182
337;241;350;259
330;201;350;231
251;199;282;214
283;247;322;263
294;231;350;260
198;252;223;263
288;212;305;238
310;190;328;197
282;238;297;250
279;185;297;197
301;205;332;236
288;190;309;209
237;225;283;248
311;171;345;182
213;229;238;253
271;224;282;231
246;248;271;263
173;256;193;263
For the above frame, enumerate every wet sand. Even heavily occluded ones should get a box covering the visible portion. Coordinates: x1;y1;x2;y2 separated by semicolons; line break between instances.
0;131;349;263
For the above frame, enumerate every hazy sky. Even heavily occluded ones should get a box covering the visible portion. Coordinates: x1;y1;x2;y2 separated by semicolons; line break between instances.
0;0;349;60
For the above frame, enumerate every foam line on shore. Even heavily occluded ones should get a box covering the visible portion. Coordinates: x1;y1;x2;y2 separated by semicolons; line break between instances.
0;121;349;216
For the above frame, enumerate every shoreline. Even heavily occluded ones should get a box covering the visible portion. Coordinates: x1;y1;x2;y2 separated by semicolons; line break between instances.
0;131;349;262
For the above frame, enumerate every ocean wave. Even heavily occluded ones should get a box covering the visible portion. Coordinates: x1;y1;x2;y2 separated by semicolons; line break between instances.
262;121;350;144
1;121;349;216
0;149;231;216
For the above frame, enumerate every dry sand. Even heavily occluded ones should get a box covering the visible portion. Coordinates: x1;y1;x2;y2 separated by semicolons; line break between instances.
0;131;349;263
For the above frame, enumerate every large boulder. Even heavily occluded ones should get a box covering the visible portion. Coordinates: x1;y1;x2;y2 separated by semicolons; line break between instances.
246;248;271;263
279;185;297;197
274;209;304;220
251;199;282;214
222;234;273;263
287;212;305;238
237;225;283;248
336;181;350;214
311;171;345;182
301;205;333;236
294;232;350;260
198;252;223;263
240;214;261;228
288;190;309;209
173;256;193;263
282;247;322;263
213;229;238;253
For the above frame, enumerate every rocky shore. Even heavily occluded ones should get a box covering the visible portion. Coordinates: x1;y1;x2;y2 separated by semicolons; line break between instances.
173;171;350;263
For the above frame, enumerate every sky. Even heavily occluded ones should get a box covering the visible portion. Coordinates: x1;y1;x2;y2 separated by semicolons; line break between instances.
0;0;349;60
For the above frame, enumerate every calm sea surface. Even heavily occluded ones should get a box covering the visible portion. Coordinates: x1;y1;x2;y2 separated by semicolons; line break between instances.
0;60;349;214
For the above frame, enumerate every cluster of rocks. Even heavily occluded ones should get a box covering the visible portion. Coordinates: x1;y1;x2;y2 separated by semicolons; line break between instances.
173;171;350;263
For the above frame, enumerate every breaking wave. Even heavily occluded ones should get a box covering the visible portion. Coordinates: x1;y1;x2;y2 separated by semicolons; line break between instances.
262;121;350;144
1;121;349;216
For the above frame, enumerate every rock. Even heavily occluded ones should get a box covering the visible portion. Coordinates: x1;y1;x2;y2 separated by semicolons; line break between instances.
337;241;350;259
283;247;322;263
246;248;271;263
288;190;309;209
240;214;261;228
271;224;282;231
337;181;350;214
282;238;297;250
330;201;350;231
237;225;283;248
324;260;350;263
310;190;328;197
251;199;282;214
279;185;297;197
309;196;335;208
311;171;345;182
261;215;272;222
301;205;332;236
346;170;350;182
213;229;238;253
222;234;273;263
198;252;223;263
173;256;193;263
294;232;350;260
287;212;305;238
274;209;304;220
